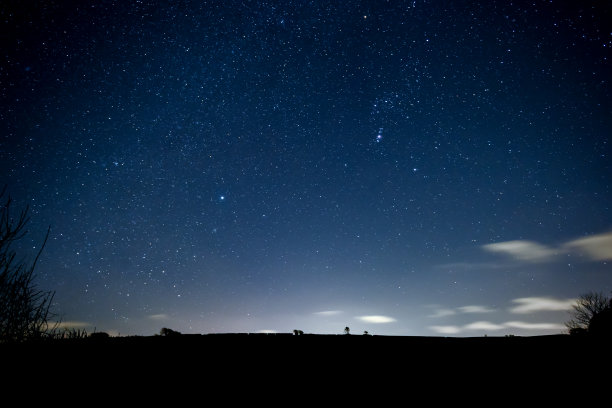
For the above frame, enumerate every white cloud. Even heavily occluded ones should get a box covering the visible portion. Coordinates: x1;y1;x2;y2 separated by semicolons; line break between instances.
148;314;169;320
564;232;612;261
482;231;612;263
429;325;461;334
429;305;495;318
313;310;343;316
356;315;397;324
457;305;496;314
464;321;506;331
504;321;565;330
482;240;557;262
257;329;277;334
509;297;576;314
430;320;565;334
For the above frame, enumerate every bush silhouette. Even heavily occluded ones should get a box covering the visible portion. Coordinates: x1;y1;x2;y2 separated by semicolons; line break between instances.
89;331;110;339
0;188;55;342
160;327;181;336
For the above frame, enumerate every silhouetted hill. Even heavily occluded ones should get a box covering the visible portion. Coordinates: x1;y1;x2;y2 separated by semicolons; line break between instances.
3;332;608;367
2;333;610;400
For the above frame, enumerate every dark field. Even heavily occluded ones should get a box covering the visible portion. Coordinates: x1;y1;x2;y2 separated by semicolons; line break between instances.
3;333;608;373
2;333;610;402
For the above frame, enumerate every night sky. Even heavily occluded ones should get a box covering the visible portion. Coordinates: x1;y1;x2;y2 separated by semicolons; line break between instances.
1;0;611;337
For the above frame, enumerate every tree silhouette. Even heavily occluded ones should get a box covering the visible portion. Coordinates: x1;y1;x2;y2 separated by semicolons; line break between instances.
160;327;181;336
0;188;55;342
566;291;612;335
344;326;350;335
89;331;110;339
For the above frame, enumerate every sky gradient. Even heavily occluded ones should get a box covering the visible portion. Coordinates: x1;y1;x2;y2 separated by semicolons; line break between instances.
1;0;611;336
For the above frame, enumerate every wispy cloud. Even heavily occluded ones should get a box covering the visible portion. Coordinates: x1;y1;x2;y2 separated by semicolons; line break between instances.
429;320;565;334
457;305;496;314
429;325;461;334
148;314;169;320
355;315;396;323
482;240;557;262
504;321;565;330
563;232;612;261
509;297;576;314
313;310;343;316
429;305;495;318
427;297;574;334
482;231;612;263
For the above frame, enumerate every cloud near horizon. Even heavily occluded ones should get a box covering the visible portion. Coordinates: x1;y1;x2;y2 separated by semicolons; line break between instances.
504;321;566;330
509;297;576;314
429;320;565;334
482;231;612;263
429;305;495;318
429;325;461;334
355;315;397;323
428;296;574;334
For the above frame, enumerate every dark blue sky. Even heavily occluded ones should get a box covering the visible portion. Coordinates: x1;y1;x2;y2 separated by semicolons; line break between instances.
1;0;610;336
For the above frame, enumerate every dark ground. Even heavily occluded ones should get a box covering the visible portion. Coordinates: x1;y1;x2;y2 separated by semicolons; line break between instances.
1;333;609;402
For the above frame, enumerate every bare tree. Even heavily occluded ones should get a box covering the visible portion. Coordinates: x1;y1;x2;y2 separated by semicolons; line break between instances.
566;291;611;334
0;188;55;342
